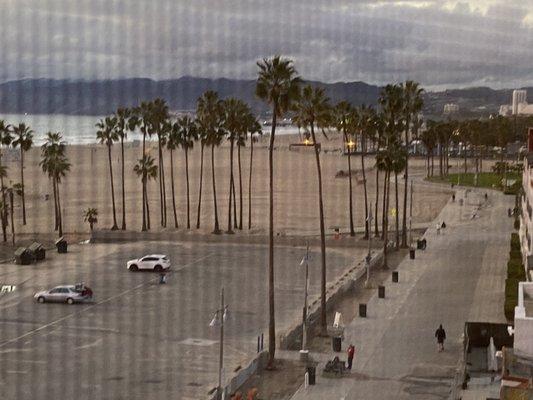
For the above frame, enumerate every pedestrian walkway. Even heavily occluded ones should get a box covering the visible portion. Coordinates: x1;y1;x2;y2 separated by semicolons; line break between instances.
290;189;513;400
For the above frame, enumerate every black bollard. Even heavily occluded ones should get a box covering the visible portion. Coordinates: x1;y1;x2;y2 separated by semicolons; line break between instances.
409;249;415;259
392;271;399;283
359;303;367;317
378;285;385;298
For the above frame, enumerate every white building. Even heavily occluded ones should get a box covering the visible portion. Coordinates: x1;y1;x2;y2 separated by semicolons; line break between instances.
520;150;533;279
513;282;533;357
443;103;459;114
499;89;533;116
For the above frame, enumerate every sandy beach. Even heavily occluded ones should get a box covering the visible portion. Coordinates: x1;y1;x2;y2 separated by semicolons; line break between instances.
0;132;452;238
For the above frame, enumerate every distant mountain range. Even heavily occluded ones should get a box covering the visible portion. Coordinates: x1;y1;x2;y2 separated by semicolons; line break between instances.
0;77;529;119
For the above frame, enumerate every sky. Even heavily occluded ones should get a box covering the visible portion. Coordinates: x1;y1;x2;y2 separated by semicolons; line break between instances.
1;0;533;90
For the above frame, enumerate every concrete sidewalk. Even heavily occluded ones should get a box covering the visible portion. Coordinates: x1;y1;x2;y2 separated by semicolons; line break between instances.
290;189;512;400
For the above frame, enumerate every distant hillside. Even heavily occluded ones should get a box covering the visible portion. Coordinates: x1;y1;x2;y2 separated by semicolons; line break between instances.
0;77;528;118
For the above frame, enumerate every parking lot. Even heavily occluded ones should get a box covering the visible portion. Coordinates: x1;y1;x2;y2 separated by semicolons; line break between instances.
0;240;363;400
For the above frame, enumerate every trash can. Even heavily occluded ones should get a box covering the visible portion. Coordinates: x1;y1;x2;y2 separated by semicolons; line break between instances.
409;249;415;259
14;247;32;265
306;365;316;385
392;271;399;283
332;336;342;352
55;237;67;253
359;303;367;318
28;242;45;261
378;285;385;298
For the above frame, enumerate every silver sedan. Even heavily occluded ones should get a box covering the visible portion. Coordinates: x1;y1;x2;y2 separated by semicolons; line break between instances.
34;285;92;304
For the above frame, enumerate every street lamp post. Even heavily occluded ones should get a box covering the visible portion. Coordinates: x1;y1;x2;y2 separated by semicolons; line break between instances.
409;179;413;247
300;243;310;353
365;209;373;288
210;287;228;400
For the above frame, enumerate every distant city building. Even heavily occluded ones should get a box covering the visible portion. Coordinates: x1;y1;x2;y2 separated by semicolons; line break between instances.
500;89;533;116
443;103;459;114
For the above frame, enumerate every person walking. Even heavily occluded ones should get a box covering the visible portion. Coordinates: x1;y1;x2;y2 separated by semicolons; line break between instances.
435;324;446;352
347;344;355;370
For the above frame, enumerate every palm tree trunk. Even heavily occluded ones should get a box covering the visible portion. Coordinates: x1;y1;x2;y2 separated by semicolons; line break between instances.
108;144;118;230
211;144;220;234
267;110;277;368
0;154;6;241
345;131;355;236
185;148;191;229
401;122;409;247
381;169;387;240
141;131;147;232
464;150;467;174
238;144;243;230
52;178;59;232
145;179;151;230
10;190;14;245
158;140;166;227
310;124;328;333
20;150;26;225
121;136;126;230
56;178;63;237
227;139;235;233
382;171;390;269
248;134;254;230
361;143;369;239
232;176;237;229
439;143;443;177
395;172;399;249
374;168;380;237
170;149;178;228
196;143;205;229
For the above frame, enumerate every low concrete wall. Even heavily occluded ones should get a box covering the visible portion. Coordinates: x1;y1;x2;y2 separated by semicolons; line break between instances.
279;249;385;351
209;351;268;400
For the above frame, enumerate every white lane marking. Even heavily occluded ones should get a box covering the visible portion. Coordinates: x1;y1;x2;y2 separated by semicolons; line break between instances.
0;254;212;349
74;338;103;350
2;359;46;364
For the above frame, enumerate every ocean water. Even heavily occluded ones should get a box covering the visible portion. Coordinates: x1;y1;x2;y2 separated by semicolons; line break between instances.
0;113;300;146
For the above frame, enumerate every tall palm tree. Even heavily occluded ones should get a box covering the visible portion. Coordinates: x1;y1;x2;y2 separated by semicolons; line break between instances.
256;55;300;367
420;124;437;177
357;105;376;239
293;85;331;333
96;116;120;230
151;98;170;227
197;91;225;234
115;107;134;230
135;101;155;231
334;101;356;236
40;132;70;237
237;105;256;231
195;122;207;229
247;115;262;230
11;123;33;226
176;115;197;229
167;121;180;228
401;81;424;248
0;121;12;241
133;155;158;228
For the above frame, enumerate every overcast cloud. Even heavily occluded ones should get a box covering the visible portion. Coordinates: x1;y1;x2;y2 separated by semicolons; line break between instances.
0;0;532;89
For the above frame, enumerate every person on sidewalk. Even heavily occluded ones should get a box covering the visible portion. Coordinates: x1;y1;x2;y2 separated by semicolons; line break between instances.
347;344;355;370
435;325;446;352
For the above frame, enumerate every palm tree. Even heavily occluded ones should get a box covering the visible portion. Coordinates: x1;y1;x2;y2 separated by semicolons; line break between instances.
0;120;12;241
334;101;356;236
40;132;70;237
96;116;120;230
176;115;197;229
135;101;155;231
115;107;134;230
293;84;331;333
195;122;207;229
11;123;33;226
401;81;424;247
380;84;406;249
6;185;14;245
256;55;300;367
357;105;376;239
197;91;225;234
247;114;262;230
167;121;180;228
151;98;170;227
133;155;158;228
83;207;98;231
421;123;437;177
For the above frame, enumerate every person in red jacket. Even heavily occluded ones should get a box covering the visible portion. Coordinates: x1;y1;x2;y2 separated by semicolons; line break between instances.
347;344;355;370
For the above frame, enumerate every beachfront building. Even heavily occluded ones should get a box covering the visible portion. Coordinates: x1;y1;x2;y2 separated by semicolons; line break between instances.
500;89;533;116
519;129;533;281
443;103;459;115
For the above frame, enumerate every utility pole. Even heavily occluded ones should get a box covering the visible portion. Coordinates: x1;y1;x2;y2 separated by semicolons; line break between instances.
409;180;413;248
301;243;310;353
209;287;228;400
365;209;373;288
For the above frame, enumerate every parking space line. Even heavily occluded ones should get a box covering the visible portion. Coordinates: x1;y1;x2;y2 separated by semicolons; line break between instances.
0;253;212;349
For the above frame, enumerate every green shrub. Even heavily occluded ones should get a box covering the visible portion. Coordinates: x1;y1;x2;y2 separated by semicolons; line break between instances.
507;260;526;280
505;278;519;298
504;278;520;321
510;233;520;250
514;218;520;230
504;296;517;321
510;248;522;259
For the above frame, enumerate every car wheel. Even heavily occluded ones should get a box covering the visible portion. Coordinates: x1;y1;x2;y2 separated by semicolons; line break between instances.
37;296;45;303
66;298;74;305
154;265;163;272
129;264;138;272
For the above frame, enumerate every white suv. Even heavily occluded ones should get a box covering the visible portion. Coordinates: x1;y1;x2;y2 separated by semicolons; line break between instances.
127;255;171;272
